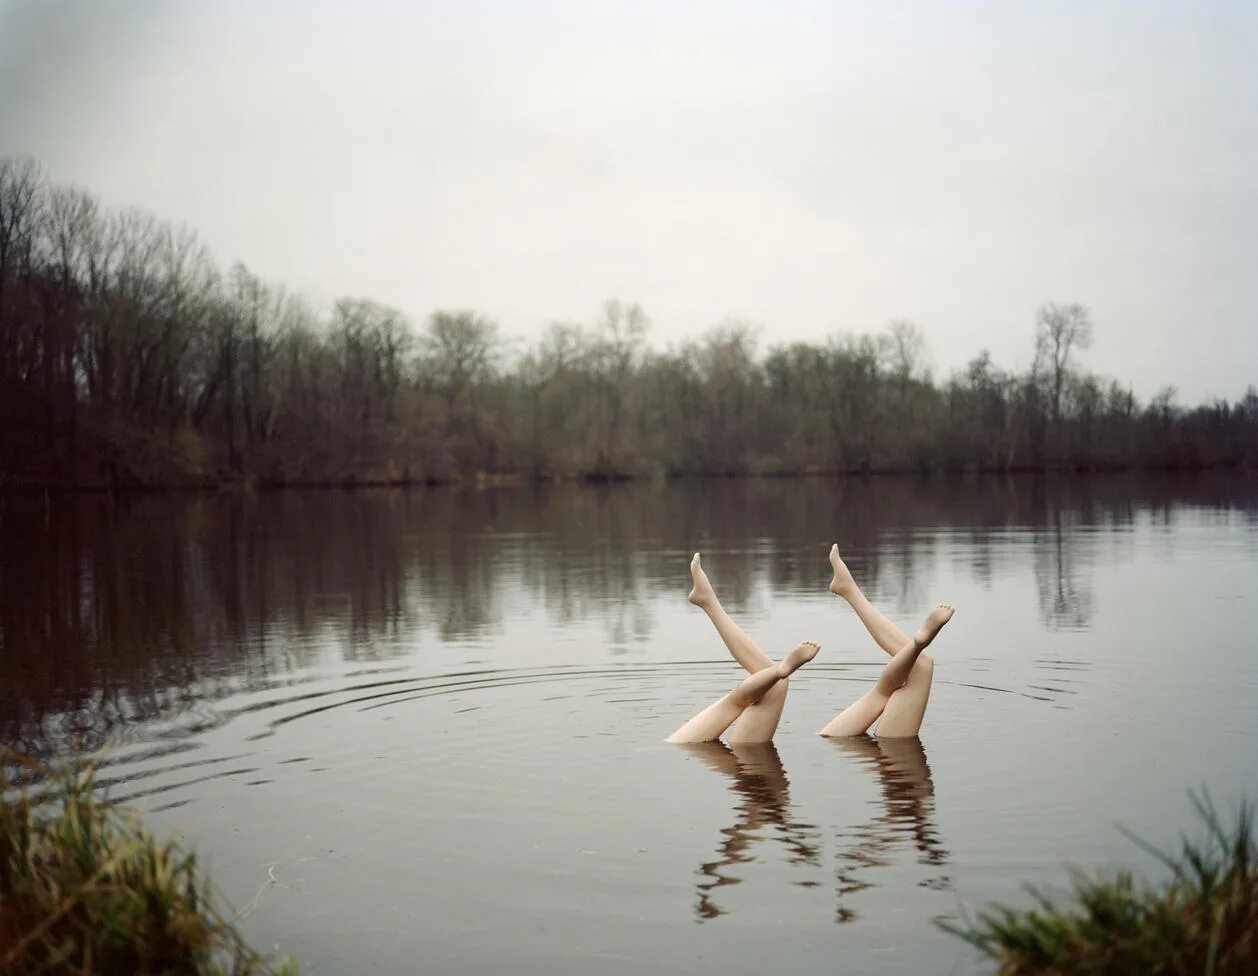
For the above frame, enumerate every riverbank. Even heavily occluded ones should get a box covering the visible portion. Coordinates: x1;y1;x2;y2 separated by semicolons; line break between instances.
945;793;1256;975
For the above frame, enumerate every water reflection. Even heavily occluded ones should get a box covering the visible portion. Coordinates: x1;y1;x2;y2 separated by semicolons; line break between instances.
1034;510;1096;630
2;473;1253;753
830;736;950;924
676;734;950;925
678;742;821;921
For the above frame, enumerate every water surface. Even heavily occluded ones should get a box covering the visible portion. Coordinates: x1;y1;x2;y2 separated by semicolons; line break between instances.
2;475;1256;973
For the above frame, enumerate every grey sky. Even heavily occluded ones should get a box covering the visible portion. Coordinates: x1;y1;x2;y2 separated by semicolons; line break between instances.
2;0;1255;401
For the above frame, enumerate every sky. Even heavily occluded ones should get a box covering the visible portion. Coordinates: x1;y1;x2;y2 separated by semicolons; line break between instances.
1;0;1255;402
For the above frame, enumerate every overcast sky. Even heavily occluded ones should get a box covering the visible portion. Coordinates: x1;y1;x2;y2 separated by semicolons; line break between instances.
2;0;1255;401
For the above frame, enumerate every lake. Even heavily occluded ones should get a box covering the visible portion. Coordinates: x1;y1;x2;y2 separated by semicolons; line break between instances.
2;474;1256;974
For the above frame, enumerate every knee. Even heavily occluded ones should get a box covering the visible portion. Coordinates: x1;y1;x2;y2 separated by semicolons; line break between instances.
875;676;903;696
867;686;895;712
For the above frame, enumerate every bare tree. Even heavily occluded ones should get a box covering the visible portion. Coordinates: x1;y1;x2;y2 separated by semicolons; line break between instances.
423;310;497;411
590;299;648;474
1034;302;1093;425
881;318;926;393
2;154;1253;487
421;309;499;470
0;157;44;407
693;319;761;472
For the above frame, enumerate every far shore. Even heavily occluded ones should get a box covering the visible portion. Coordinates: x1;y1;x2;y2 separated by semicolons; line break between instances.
4;459;1253;496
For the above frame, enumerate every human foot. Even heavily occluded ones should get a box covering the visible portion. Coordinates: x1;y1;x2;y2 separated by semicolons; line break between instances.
778;640;821;677
687;552;717;609
828;543;856;597
913;604;954;649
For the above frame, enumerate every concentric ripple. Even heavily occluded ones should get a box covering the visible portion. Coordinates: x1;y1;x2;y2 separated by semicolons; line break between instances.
81;660;1073;812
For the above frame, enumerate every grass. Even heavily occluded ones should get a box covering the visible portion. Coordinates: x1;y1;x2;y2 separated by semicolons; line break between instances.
942;791;1257;975
1;752;296;976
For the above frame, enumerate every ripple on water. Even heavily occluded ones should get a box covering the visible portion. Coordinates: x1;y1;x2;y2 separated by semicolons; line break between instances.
87;661;1076;812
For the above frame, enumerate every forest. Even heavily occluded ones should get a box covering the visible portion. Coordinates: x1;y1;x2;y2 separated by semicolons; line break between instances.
2;155;1255;489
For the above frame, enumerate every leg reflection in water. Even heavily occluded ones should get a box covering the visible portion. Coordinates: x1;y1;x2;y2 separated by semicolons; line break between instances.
828;735;951;924
677;742;822;921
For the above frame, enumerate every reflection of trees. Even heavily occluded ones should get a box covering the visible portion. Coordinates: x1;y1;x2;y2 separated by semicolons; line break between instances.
1;472;1251;751
1033;508;1096;630
677;742;821;921
829;736;950;924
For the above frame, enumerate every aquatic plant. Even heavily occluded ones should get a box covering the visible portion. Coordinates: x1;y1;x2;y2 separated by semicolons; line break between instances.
942;791;1256;975
0;752;296;976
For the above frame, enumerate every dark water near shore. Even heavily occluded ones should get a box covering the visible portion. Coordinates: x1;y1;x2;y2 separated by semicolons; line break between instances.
3;475;1257;974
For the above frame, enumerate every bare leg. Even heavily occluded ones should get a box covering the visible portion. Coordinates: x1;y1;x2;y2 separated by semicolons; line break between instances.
820;606;953;738
689;554;773;671
688;553;789;743
669;641;820;744
728;680;788;745
828;544;914;655
829;544;935;737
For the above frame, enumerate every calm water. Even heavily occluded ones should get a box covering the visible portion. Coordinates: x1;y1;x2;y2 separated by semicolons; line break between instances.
2;475;1257;974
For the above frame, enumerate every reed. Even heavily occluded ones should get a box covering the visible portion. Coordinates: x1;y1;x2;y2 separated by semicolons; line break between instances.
942;792;1257;975
0;753;296;976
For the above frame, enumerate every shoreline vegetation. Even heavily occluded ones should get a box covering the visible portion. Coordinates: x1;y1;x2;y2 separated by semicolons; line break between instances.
4;762;1251;976
0;754;296;976
944;793;1257;976
3;154;1256;492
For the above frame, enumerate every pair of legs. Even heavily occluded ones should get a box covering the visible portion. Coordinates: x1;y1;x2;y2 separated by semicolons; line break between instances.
817;602;953;736
671;553;805;745
665;640;820;744
671;546;953;743
825;544;940;737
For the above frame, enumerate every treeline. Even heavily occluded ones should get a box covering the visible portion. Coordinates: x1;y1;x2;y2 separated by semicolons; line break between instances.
2;156;1255;488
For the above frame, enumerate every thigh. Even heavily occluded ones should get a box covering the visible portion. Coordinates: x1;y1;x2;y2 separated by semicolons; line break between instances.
874;658;933;737
667;697;743;744
727;679;789;744
819;687;889;737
